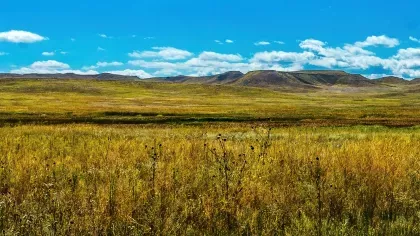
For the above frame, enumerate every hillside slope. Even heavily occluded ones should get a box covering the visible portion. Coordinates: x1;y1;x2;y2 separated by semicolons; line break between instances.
151;70;378;89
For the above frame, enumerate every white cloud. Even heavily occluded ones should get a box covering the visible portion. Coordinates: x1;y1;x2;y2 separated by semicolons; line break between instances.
60;51;69;55
83;61;124;70
299;39;326;51
10;60;98;75
128;47;193;60
7;35;420;79
105;69;152;78
0;30;47;43
364;74;399;79
251;51;315;63
198;51;243;62
97;47;105;51
71;38;76;42
354;35;399;48
42;52;55;56
129;60;179;69
0;52;8;56
274;41;285;45
125;36;419;78
409;36;420;43
255;41;271;46
129;51;303;77
393;48;420;59
99;34;110;38
225;39;234;43
31;60;70;69
11;60;95;74
144;36;155;40
298;38;383;69
214;40;223;45
97;61;123;67
11;68;98;75
153;69;182;76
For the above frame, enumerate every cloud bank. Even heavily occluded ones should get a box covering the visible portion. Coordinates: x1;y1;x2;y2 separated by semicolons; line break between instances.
0;30;47;43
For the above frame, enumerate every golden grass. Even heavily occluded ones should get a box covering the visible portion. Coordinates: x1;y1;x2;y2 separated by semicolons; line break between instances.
0;124;419;235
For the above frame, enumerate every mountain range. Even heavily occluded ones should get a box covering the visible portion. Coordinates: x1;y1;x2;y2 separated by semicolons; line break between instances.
1;70;419;90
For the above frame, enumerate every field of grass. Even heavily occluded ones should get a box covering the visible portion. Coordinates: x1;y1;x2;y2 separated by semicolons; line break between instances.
0;79;419;235
0;79;419;126
0;125;419;235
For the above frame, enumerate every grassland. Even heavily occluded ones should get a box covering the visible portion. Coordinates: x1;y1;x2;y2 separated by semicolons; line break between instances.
0;79;419;235
0;79;419;126
0;125;419;235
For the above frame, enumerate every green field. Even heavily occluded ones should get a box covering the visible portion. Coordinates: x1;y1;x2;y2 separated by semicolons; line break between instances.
0;79;419;235
0;79;419;126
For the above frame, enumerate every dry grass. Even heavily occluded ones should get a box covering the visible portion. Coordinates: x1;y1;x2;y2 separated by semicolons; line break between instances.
0;124;419;235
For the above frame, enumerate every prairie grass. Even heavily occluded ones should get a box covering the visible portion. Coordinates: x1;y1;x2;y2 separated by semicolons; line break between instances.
0;124;419;235
0;79;419;126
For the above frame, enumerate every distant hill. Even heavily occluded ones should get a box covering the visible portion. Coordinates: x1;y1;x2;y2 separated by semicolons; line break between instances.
150;71;244;84
373;76;409;84
150;70;377;89
0;70;416;90
0;73;139;80
411;78;420;84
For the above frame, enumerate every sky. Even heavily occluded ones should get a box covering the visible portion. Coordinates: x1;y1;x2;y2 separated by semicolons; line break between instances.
1;0;420;79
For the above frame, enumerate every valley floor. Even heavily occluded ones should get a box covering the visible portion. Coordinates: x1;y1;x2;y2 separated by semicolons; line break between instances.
0;80;419;235
0;79;419;127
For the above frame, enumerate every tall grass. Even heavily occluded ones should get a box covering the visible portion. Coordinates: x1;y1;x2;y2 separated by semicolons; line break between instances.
0;124;419;235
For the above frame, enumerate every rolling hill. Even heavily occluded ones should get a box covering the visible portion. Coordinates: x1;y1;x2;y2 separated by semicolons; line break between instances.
0;70;417;90
150;70;380;89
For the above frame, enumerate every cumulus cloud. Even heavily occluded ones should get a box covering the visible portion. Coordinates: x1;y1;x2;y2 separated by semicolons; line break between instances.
214;40;223;45
105;69;151;78
299;39;326;51
154;69;182;76
380;48;420;78
0;30;47;43
255;41;271;46
97;61;123;67
225;39;234;43
251;51;315;63
124;35;420;78
128;60;179;69
128;49;304;77
10;60;97;75
298;38;384;69
394;48;420;59
274;41;285;45
30;60;70;69
42;52;55;56
354;35;399;48
97;47;105;51
7;35;420;79
0;52;8;56
128;47;193;60
198;52;243;62
83;61;124;70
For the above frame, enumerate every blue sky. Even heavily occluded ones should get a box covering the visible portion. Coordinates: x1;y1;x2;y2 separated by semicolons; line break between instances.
1;0;420;78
